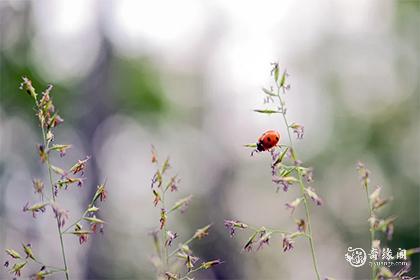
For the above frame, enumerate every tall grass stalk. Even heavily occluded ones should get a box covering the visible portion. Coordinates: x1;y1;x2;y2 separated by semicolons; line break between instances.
224;63;323;279
274;73;321;280
356;161;419;279
4;78;108;279
149;147;222;279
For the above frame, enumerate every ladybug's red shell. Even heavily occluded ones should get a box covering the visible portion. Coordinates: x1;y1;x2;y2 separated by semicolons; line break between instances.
256;130;280;151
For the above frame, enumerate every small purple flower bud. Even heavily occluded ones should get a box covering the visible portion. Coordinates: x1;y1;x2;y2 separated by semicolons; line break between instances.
301;167;314;183
193;224;211;240
224;220;248;237
51;203;69;228
79;233;88;244
272;176;298;192
167;176;180;192
285;198;303;214
290;122;304;139
386;222;394;240
200;259;223;269
23;202;47;218
69;156;90;176
99;224;105;234
256;232;271;250
356;161;370;188
282;234;294;252
305;187;323;206
165;231;178;247
151;145;158;163
160;208;167;230
296;219;306;232
32;179;44;195
22;202;29;212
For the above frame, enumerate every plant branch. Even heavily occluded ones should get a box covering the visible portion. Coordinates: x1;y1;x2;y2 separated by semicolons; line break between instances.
35;98;70;280
275;80;321;280
168;236;195;258
365;184;376;279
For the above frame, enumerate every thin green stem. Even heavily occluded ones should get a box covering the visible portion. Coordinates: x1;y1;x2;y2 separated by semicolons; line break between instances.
168;236;195;258
33;259;65;271
62;213;85;234
275;84;321;280
247;225;288;234
160;176;169;270
63;189;99;234
298;174;321;280
36;100;69;280
44;150;70;280
180;266;202;280
365;186;376;280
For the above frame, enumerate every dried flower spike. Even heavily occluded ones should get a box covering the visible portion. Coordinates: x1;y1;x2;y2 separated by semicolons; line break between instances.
32;179;44;195
8;78;108;280
193;224;211;240
148;147;221;278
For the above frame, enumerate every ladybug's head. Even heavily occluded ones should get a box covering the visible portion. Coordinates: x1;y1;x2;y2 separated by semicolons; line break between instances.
256;141;264;152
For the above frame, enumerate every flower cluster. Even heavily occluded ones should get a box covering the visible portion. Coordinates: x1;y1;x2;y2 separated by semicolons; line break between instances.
223;220;306;255
63;183;108;244
357;162;395;243
5;78;108;279
226;63;323;280
356;161;419;279
148;146;221;279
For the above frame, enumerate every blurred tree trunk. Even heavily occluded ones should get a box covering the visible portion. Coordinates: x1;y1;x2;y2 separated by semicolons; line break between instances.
77;35;114;279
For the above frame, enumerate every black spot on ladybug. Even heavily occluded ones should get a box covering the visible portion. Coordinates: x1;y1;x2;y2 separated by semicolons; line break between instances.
275;136;279;141
267;137;271;142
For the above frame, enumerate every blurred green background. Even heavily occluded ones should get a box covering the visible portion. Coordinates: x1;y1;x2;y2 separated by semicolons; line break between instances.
0;1;419;279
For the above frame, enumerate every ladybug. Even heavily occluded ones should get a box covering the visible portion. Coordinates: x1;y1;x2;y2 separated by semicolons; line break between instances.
254;130;281;154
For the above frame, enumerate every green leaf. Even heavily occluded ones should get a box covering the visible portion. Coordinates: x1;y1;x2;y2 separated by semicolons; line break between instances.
199;259;222;269
253;109;282;114
279;69;287;87
50;165;66;176
243;143;257;148
11;261;27;275
406;247;420;257
289;148;297;161
83;217;105;224
69;230;93;235
161;157;170;174
5;249;21;259
22;243;36;260
262;87;277;96
243;231;258;251
280;167;296;177
274;67;279;82
273;147;288;166
49;144;71;150
26;202;49;211
169;195;193;212
87;205;99;213
48;144;71;153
